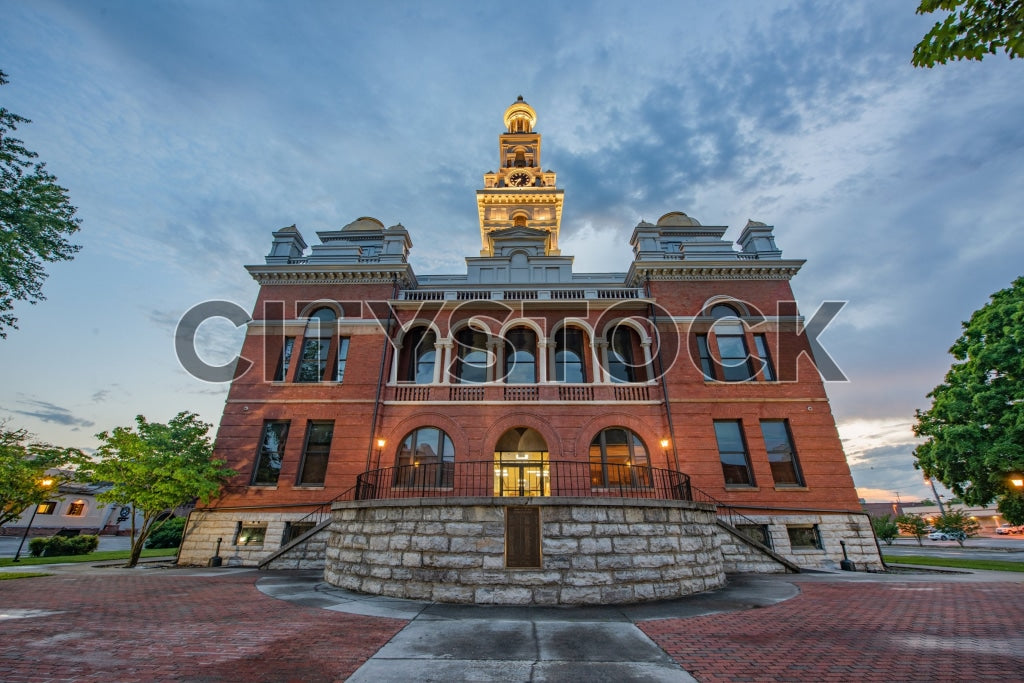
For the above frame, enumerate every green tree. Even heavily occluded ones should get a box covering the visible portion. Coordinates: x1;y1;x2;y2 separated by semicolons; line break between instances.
997;489;1024;525
77;412;234;568
913;0;1024;67
871;515;900;545
0;426;78;527
934;509;982;546
896;513;931;546
1;70;82;338
914;276;1024;511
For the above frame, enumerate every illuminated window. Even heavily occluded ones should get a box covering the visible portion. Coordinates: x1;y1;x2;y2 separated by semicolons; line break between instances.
589;428;651;488
66;501;86;516
37;501;57;515
234;522;267;546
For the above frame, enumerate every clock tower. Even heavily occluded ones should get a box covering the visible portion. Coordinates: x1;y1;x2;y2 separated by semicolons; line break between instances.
477;96;564;256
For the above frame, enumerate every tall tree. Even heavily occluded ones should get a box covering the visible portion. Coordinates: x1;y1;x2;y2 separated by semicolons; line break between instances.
0;425;79;527
0;69;82;338
913;276;1024;509
78;412;234;567
912;0;1024;67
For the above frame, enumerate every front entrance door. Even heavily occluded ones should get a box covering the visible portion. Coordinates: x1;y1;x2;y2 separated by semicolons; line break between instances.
493;427;550;497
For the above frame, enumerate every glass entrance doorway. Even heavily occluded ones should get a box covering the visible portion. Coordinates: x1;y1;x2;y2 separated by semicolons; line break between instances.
493;427;549;497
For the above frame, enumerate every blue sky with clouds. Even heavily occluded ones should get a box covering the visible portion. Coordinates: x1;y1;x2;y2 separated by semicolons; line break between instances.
2;1;1022;503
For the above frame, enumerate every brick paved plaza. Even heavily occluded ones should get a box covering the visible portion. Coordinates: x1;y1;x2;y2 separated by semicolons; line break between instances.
1;567;1023;681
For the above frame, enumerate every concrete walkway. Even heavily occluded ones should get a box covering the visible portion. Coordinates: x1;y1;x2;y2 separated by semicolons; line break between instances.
257;572;799;682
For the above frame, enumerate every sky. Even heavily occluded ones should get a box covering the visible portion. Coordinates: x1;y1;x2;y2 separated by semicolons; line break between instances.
1;1;1022;504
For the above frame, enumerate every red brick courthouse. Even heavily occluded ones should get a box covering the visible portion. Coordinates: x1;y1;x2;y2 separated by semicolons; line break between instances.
180;98;881;603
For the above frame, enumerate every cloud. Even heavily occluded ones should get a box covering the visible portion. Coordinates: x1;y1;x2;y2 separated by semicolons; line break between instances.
9;399;95;428
90;389;111;403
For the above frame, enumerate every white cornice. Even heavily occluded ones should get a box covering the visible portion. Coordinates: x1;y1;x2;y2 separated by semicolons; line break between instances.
627;259;805;284
246;264;416;287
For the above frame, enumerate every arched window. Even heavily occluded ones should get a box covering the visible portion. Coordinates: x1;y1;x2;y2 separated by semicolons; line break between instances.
606;325;647;383
394;427;455;488
554;327;586;383
454;327;490;383
296;307;337;382
589;428;651;488
504;327;537;383
401;327;437;384
710;303;740;319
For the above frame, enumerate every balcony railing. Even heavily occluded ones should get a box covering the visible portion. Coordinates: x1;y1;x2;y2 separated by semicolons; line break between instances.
397;287;644;302
387;383;654;402
354;460;693;502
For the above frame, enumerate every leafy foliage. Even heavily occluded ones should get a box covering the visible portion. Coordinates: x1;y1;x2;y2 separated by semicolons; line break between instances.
77;411;234;567
997;490;1024;524
145;516;186;549
0;426;78;527
896;513;931;546
871;515;900;545
934;510;982;546
913;0;1024;66
0;70;82;337
914;276;1024;509
28;534;99;557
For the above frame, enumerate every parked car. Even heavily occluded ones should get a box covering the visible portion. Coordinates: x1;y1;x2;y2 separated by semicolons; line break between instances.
996;524;1014;535
928;530;967;541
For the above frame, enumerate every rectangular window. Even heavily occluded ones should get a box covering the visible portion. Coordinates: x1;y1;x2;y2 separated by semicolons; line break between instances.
297;421;333;486
274;336;295;382
252;421;289;486
295;337;331;382
753;334;776;381
787;525;822;549
335;337;350;382
696;334;715;380
737;524;772;549
66;501;86;516
716;334;754;381
234;522;267;546
714;420;755;486
760;420;804;486
37;501;57;515
283;522;316;545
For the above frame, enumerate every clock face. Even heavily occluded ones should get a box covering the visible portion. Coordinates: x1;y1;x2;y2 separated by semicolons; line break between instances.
508;172;531;187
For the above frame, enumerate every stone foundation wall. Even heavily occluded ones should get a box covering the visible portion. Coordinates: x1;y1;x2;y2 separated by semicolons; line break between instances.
323;497;726;605
729;512;884;571
717;524;793;574
263;526;329;570
178;510;306;566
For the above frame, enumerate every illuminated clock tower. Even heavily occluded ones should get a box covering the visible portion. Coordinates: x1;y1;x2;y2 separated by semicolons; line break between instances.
477;96;564;256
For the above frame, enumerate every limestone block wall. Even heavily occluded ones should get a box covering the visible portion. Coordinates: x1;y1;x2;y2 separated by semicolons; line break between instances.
179;510;298;566
735;512;884;571
717;525;792;574
263;527;329;570
323;497;726;605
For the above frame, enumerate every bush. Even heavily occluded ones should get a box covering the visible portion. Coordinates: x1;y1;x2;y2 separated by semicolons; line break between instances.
145;517;186;549
27;534;99;557
871;515;899;545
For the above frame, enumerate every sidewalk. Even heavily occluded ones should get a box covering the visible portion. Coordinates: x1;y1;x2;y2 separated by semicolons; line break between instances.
2;564;1023;681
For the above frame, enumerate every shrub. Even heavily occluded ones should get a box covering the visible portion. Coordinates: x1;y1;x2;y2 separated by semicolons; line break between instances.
871;515;899;545
27;534;99;557
145;517;186;549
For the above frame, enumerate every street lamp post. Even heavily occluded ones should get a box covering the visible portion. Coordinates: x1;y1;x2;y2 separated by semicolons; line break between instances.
925;476;946;515
375;438;386;470
13;478;55;563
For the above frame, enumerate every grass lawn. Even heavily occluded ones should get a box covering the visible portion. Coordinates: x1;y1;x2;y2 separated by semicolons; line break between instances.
0;572;52;580
883;554;1024;572
0;548;174;567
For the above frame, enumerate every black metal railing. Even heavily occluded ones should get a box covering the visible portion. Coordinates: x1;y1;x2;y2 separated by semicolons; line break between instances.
690;485;770;545
353;460;693;502
287;484;359;532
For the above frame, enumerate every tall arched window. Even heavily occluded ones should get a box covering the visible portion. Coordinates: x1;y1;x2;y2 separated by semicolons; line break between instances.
296;307;336;382
454;327;490;383
606;325;646;383
394;427;455;488
504;327;537;383
554;327;586;383
401;326;437;384
589;428;651;488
